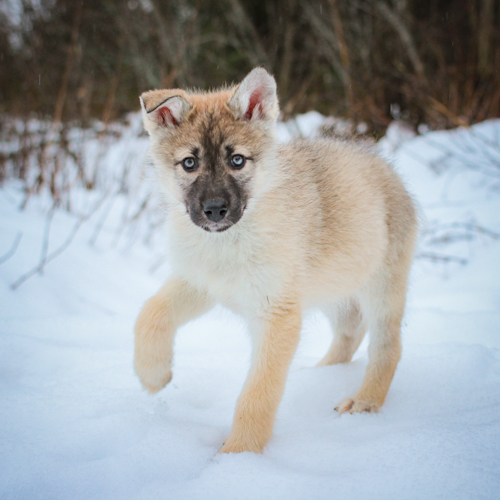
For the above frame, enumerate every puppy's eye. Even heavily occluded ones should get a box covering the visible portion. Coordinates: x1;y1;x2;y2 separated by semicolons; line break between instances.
230;154;246;169
182;157;198;172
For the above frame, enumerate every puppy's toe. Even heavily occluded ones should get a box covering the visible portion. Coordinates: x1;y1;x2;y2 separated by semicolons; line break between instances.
335;397;380;414
335;398;354;414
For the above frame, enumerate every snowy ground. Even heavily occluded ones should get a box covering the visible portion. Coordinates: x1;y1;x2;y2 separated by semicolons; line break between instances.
1;117;500;499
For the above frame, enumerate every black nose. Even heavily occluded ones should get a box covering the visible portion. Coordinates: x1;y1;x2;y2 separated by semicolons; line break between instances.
203;199;228;222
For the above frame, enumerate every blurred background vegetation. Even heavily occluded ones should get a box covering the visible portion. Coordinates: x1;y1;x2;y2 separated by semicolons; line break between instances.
1;0;499;135
0;0;499;281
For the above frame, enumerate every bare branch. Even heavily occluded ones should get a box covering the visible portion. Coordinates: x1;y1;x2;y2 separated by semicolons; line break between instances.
416;252;468;265
0;232;23;266
10;191;109;290
328;0;354;117
38;205;56;275
375;2;426;82
300;1;344;79
10;216;85;290
225;0;270;67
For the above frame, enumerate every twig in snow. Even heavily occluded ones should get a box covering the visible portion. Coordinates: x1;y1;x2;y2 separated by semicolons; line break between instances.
10;216;85;290
449;131;500;171
469;129;500;158
423;222;500;240
425;137;499;179
10;191;108;290
0;232;23;266
416;252;468;265
454;222;500;239
88;188;119;246
424;137;500;178
38;205;56;275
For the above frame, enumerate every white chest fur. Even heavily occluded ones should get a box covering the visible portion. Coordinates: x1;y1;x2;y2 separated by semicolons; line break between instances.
167;211;284;315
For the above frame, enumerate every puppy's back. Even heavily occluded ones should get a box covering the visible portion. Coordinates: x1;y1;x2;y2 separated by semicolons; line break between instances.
254;137;417;298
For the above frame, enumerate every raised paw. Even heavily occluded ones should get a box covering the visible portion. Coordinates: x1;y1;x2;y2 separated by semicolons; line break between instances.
335;397;380;414
134;357;172;394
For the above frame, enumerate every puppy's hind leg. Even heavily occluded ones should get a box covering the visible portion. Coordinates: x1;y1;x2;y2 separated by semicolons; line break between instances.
335;266;410;414
317;299;366;366
134;278;211;394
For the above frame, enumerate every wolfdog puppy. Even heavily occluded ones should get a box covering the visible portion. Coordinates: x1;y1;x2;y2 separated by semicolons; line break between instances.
134;68;417;454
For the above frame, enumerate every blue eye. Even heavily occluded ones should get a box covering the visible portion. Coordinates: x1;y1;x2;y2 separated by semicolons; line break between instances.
230;154;246;169
182;157;198;172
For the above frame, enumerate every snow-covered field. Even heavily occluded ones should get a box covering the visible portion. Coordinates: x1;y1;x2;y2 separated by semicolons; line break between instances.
1;116;500;499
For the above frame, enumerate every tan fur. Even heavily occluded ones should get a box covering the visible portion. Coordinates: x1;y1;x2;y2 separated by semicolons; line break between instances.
134;68;418;454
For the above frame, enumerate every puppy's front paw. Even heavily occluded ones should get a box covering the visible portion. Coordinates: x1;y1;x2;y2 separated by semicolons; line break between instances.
335;397;380;414
219;436;264;454
134;357;172;394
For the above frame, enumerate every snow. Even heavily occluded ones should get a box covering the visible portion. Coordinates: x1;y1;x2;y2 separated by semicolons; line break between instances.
1;117;500;499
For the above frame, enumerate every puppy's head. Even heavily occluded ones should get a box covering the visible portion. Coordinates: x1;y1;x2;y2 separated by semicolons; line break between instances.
141;68;279;233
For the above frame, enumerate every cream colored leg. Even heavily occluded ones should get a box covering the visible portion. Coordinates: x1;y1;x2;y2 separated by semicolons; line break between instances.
335;316;402;414
134;278;211;393
220;303;302;454
336;272;409;414
317;300;366;366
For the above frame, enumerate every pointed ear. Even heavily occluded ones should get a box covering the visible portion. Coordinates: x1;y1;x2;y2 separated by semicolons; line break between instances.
140;90;192;131
228;68;279;122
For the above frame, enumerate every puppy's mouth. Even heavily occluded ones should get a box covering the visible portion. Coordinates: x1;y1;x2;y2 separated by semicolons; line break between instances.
201;222;234;233
186;204;246;232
